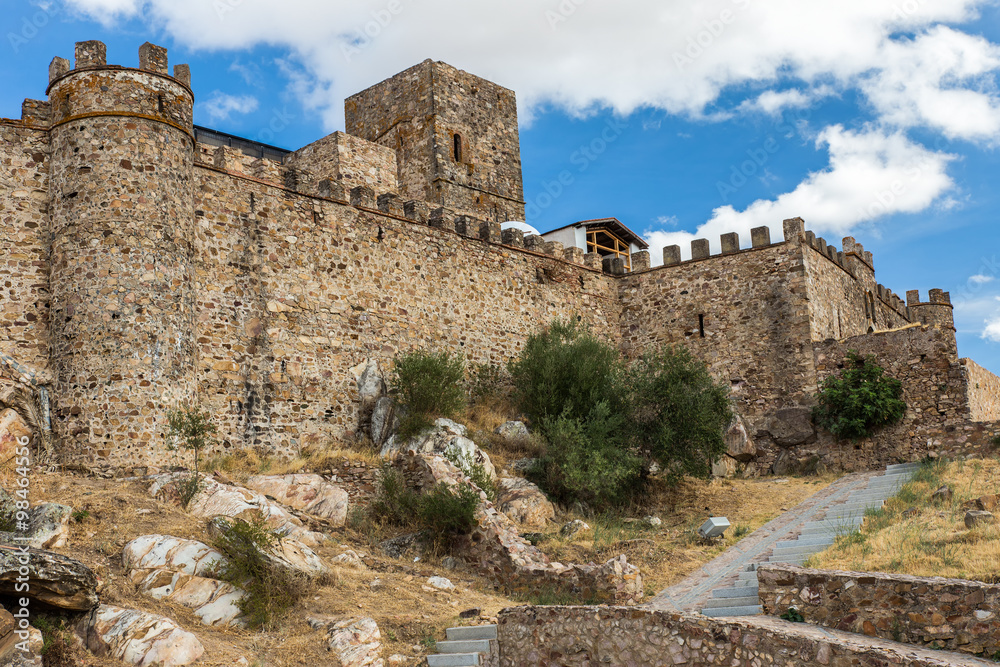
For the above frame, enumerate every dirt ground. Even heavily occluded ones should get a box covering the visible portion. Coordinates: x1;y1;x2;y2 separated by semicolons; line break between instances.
15;465;832;666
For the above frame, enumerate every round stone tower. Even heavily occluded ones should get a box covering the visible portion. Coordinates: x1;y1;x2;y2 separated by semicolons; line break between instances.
46;41;196;462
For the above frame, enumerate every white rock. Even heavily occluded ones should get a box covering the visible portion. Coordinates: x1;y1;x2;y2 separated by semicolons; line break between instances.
332;550;367;570
84;605;204;666
122;535;225;577
494;421;529;440
245;474;349;525
427;576;454;591
325;617;384;667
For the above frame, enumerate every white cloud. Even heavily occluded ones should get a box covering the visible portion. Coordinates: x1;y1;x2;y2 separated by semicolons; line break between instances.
970;274;996;285
654;215;679;227
645;125;955;260
984;316;1000;342
199;92;259;122
61;0;999;135
742;86;836;116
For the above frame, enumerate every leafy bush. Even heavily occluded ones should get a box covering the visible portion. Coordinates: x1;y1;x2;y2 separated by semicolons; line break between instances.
812;351;906;440
780;607;805;623
509;320;627;424
166;403;217;508
530;406;642;507
392;350;466;439
511;322;732;507
210;515;314;630
627;346;733;484
367;466;481;550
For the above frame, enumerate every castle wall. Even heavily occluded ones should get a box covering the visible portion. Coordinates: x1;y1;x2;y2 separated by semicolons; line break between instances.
618;239;816;462
284;131;398;194
190;161;621;459
962;358;1000;422
0;121;51;374
810;325;993;469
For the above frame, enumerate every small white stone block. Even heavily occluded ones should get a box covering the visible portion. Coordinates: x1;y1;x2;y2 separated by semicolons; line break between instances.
698;517;730;539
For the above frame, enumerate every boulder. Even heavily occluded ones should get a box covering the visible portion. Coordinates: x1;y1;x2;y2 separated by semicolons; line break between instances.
355;359;386;418
712;456;738;478
768;406;816;447
404;419;496;480
0;606;42;667
370;396;398;447
245;474;349;525
931;485;953;503
975;494;999;512
331;549;367;570
79;604;204;666
206;518;330;580
0;547;97;611
496;477;555;528
324;617;384;667
122;535;244;627
122;535;225;577
427;576;454;591
0;408;31;458
494;421;529;440
378;532;425;559
149;473;326;546
965;510;995;529
0;500;72;550
725;415;757;462
560;520;591;539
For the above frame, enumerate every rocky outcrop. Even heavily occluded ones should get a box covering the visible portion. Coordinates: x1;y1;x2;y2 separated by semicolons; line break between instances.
0;605;42;667
0;547;98;611
245;474;349;525
496;477;555;528
0;408;31;460
385;419;496;481
768;406;816;447
725;415;757;462
321;617;384;667
123;535;244;627
78;604;204;666
206;518;331;580
494;421;529;440
400;452;642;604
149;473;326;546
0;490;72;549
370;396;398;447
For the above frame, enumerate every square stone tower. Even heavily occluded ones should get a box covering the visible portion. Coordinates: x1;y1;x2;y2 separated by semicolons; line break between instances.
345;60;525;222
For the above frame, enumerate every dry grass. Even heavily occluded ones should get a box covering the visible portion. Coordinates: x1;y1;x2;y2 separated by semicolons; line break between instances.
201;440;380;484
532;473;836;597
807;457;1000;582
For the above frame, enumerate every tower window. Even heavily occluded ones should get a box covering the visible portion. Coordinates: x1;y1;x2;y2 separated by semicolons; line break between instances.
453;133;463;162
698;314;705;338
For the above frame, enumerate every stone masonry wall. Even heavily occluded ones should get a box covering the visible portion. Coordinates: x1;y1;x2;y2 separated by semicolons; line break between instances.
191;161;620;459
618;236;816;473
962;358;1000;422
284;131;398;194
811;325;993;470
497;605;972;666
757;564;1000;658
0;121;50;375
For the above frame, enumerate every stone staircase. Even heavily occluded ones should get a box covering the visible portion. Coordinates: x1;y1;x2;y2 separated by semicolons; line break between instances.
426;625;497;666
701;462;921;617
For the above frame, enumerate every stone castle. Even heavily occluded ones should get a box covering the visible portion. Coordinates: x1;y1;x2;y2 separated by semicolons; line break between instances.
2;40;999;472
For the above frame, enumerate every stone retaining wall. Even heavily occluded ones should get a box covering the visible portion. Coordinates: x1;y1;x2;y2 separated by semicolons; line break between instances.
497;605;978;666
964;358;1000;423
757;564;1000;657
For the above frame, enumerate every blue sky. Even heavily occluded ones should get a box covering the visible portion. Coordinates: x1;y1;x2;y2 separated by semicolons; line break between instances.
2;0;998;373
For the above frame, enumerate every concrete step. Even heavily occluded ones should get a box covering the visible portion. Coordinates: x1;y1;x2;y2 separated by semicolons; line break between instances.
427;654;479;667
770;544;824;558
701;605;761;617
704;595;759;609
768;554;808;565
775;536;834;549
713;586;759;599
802;519;861;533
445;626;497;641
437;640;491;654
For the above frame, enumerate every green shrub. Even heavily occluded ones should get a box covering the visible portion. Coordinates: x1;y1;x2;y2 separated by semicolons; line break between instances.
166;403;217;508
469;361;511;404
392;350;466;440
812;351;906;441
990;434;1000;449
509;320;627;424
531;406;642;507
444;448;499;503
780;607;805;623
367;466;481;550
210;515;314;630
627;346;732;483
